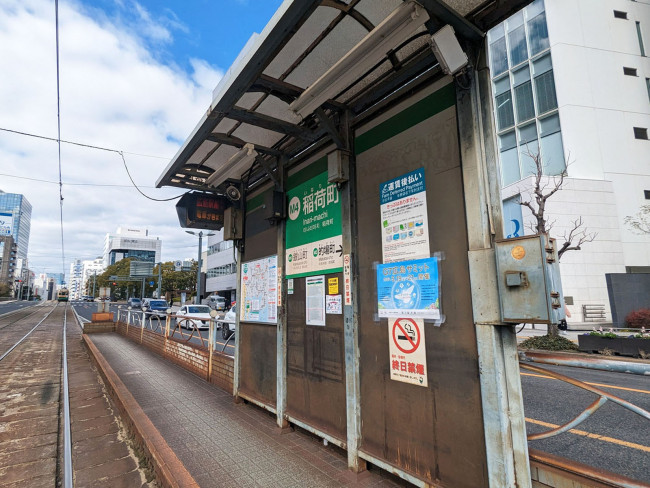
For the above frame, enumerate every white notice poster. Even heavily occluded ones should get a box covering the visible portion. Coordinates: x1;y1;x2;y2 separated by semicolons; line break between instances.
305;275;326;326
388;317;428;387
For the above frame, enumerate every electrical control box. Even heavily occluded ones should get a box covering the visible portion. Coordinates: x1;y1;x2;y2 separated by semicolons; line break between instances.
223;207;243;241
495;234;565;324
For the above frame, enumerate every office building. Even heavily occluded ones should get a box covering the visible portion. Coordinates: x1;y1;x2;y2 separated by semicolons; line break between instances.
69;259;83;299
82;258;104;297
488;0;650;321
0;236;17;291
205;230;237;305
0;190;32;261
103;226;162;268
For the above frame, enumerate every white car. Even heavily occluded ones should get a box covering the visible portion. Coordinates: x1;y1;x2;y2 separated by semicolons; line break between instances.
218;305;236;339
175;305;213;330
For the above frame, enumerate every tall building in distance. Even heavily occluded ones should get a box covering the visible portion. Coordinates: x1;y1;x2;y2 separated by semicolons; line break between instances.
488;0;650;321
0;190;32;261
103;226;162;268
69;259;83;299
205;230;237;306
82;258;104;297
0;236;17;291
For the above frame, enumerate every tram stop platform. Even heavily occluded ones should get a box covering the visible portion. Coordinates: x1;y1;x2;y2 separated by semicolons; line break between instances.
84;332;406;488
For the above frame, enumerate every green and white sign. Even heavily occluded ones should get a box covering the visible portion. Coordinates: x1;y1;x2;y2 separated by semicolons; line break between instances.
286;171;342;278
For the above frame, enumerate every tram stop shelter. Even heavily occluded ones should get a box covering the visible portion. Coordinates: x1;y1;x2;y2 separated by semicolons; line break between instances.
156;1;542;486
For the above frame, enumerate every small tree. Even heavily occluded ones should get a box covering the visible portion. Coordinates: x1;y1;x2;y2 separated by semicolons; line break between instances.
624;205;650;234
517;149;596;337
518;150;597;261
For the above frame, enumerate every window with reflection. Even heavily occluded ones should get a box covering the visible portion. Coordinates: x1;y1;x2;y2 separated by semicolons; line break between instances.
488;0;565;187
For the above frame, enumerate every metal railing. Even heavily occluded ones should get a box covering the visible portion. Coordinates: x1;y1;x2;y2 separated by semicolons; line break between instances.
116;308;234;357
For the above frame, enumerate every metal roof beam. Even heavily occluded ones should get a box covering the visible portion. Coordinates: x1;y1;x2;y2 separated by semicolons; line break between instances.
227;106;318;142
248;75;302;105
314;108;345;150
156;1;320;188
175;168;211;179
418;0;484;41
206;133;283;157
255;157;280;187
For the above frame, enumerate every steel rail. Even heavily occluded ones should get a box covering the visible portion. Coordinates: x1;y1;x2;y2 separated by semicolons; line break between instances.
61;305;73;488
0;304;58;361
520;362;650;442
0;303;49;330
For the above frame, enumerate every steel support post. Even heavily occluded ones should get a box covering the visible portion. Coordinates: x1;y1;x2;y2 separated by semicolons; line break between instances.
456;48;531;487
233;241;243;400
275;156;289;429
340;110;365;473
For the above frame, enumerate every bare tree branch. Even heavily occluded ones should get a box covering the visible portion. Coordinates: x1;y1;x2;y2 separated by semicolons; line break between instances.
624;204;650;234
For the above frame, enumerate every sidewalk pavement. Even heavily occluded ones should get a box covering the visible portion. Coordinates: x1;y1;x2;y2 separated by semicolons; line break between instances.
87;333;406;488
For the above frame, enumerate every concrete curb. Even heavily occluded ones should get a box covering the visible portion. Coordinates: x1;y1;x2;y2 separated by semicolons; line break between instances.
519;350;650;376
82;334;199;488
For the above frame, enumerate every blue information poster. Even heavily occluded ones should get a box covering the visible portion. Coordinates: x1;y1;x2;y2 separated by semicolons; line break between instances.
376;257;440;320
379;168;430;263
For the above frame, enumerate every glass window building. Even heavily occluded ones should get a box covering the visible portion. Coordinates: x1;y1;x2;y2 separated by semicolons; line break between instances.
488;0;565;189
0;191;32;261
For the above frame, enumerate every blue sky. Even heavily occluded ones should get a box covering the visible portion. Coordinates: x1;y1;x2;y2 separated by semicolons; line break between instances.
0;0;285;281
81;0;284;77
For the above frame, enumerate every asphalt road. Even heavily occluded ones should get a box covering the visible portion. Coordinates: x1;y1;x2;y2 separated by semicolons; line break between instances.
70;301;235;356
521;363;650;483
0;300;40;316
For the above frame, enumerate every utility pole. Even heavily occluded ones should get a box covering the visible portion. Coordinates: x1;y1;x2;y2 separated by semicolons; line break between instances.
157;262;162;299
186;230;215;304
92;270;96;297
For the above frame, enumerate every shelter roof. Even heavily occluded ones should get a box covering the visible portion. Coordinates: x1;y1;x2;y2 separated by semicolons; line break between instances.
156;0;530;193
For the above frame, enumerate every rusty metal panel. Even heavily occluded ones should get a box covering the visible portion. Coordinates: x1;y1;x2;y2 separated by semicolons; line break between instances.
238;322;277;406
238;215;278;407
286;273;347;442
354;83;488;487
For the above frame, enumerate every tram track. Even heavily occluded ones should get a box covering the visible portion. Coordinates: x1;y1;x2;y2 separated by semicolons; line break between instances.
0;302;155;486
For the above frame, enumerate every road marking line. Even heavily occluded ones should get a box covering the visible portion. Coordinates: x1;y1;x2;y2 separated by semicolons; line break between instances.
521;372;650;395
526;417;650;453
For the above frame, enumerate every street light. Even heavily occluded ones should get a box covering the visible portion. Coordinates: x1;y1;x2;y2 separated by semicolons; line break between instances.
186;230;215;304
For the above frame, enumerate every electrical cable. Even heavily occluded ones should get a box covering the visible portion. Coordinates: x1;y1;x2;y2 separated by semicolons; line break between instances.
117;151;185;201
55;0;66;283
0;127;169;159
0;173;157;188
0;130;186;201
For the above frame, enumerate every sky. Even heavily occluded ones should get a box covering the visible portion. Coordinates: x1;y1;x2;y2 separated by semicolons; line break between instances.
0;0;283;279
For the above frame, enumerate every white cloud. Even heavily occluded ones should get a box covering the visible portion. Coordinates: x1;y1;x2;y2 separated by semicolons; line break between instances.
0;0;224;278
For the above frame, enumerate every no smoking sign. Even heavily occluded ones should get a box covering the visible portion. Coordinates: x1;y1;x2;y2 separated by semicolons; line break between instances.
388;318;428;387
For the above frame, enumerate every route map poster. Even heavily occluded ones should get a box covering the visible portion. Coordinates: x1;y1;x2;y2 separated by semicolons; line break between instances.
379;168;430;263
240;255;278;324
388;317;428;387
376;256;440;320
286;171;343;278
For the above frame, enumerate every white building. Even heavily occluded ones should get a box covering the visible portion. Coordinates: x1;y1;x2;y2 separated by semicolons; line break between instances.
82;258;104;297
204;230;237;305
488;0;650;322
103;226;162;268
68;259;83;299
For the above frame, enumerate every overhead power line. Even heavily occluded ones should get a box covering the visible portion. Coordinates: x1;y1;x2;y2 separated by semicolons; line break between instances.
0;126;186;202
0;126;170;159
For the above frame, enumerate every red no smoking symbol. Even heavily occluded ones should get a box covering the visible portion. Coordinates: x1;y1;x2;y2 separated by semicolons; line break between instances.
392;318;420;354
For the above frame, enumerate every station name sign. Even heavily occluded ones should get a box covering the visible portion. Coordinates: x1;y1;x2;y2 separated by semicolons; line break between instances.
176;192;228;230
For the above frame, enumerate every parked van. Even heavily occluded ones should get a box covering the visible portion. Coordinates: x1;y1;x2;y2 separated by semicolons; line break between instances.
204;294;226;311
